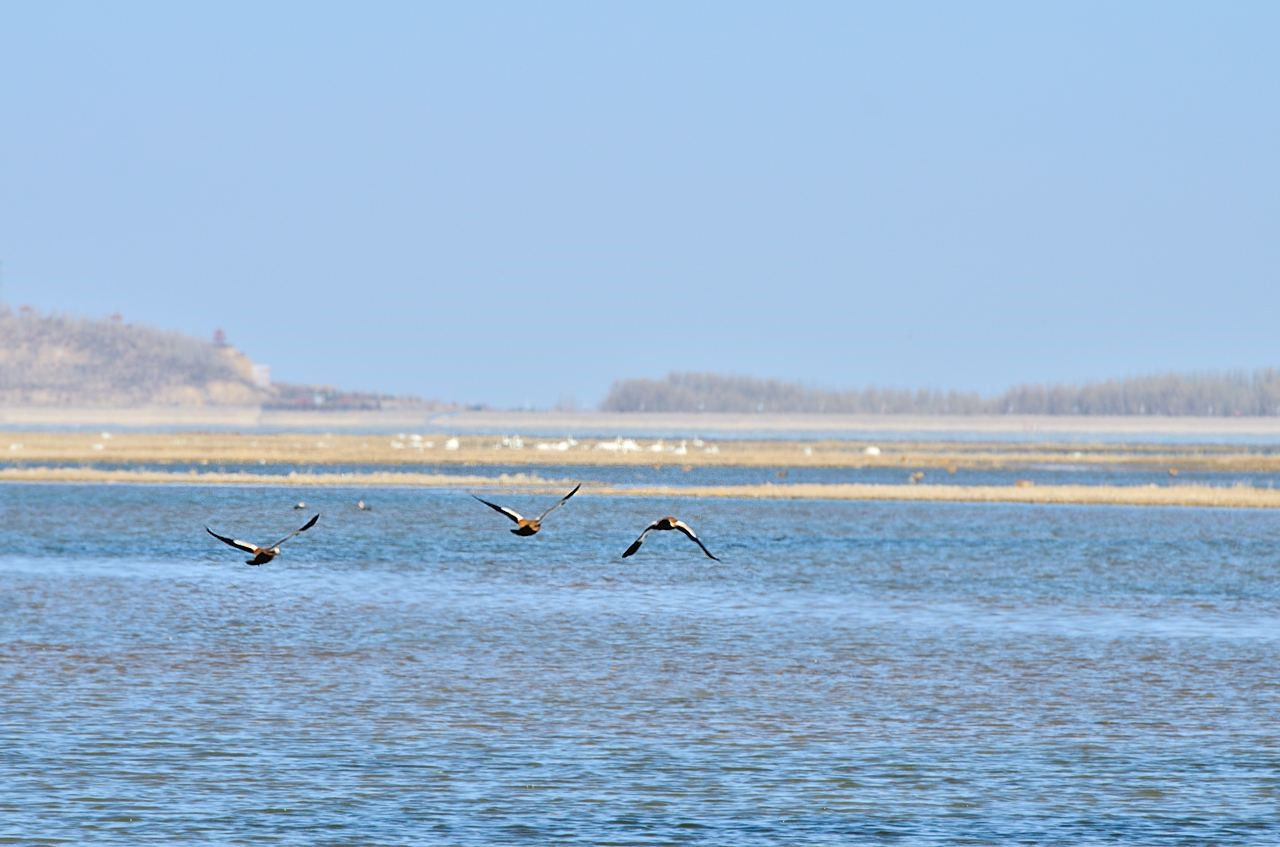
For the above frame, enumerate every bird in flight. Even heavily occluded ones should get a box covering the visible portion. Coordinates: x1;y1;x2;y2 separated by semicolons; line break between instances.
206;514;319;565
621;516;719;561
471;483;581;536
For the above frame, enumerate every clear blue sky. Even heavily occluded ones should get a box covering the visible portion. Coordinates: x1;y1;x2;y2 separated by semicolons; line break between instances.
2;1;1276;408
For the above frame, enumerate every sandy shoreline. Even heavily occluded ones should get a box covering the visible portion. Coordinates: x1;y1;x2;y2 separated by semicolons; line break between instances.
0;406;439;428
3;466;1279;509
2;431;1279;472
4;430;1280;508
437;410;1280;438
5;408;1280;438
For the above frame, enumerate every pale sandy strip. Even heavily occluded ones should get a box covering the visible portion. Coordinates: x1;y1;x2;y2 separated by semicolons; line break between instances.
0;467;565;489
436;410;1280;437
7;430;1280;471
3;467;1280;508
8;408;1280;436
629;482;1280;508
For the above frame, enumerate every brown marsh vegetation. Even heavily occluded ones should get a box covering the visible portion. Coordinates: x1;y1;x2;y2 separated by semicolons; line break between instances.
2;465;1279;508
4;431;1280;472
4;431;1280;508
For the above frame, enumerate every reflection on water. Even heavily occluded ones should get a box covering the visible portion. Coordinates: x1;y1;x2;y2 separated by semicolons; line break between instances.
1;483;1277;844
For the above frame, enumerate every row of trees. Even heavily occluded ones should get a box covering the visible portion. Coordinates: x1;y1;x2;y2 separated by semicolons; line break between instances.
998;370;1280;415
602;372;985;414
602;371;1280;416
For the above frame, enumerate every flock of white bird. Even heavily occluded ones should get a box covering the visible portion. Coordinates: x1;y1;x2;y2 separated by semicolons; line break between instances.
381;433;722;455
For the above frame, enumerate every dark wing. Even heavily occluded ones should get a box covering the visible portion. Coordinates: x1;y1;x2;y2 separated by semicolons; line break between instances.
621;520;662;558
268;513;319;549
535;482;582;522
472;495;524;524
672;520;720;561
206;526;259;554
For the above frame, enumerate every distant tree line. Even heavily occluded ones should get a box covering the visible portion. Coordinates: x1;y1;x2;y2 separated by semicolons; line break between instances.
601;371;1280;416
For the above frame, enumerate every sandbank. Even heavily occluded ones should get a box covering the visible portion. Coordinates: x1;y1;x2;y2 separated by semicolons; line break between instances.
3;466;1280;509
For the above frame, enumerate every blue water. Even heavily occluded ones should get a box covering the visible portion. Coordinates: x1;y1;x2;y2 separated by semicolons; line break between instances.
1;483;1277;844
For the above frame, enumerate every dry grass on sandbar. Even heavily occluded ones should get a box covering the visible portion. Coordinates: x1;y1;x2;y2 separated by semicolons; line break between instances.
4;430;1280;473
4;465;1280;509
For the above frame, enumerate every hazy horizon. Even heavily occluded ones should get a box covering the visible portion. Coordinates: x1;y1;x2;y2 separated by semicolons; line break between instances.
2;2;1277;408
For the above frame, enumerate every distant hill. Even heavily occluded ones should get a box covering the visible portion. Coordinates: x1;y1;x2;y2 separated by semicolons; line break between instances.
603;371;1280;416
0;307;268;406
0;307;443;411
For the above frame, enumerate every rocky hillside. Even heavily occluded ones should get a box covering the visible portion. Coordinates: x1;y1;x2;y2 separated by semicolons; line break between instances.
0;307;267;406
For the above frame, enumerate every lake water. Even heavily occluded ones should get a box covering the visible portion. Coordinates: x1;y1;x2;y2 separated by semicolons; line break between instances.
1;482;1277;844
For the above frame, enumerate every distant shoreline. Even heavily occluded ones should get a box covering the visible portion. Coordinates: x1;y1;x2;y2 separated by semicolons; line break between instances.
2;430;1280;508
439;411;1280;439
5;407;1280;439
4;430;1280;471
0;406;436;429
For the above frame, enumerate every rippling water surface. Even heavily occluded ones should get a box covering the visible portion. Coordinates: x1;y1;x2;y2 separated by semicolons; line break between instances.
1;482;1277;844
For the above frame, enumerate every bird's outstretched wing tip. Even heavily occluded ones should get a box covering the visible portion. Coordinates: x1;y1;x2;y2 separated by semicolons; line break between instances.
537;483;583;521
673;521;719;561
622;532;648;558
472;494;522;523
207;526;256;553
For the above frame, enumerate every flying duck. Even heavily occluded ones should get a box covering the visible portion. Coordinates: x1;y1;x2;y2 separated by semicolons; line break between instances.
621;516;719;561
472;483;581;536
206;514;319;566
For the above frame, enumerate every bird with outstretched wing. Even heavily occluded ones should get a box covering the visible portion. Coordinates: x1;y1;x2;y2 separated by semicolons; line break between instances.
206;513;319;565
472;483;582;536
622;516;719;561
